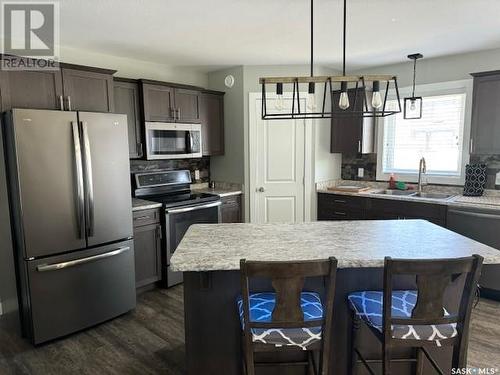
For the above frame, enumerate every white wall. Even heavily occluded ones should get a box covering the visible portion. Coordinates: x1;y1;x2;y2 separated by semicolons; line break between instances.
351;47;500;87
60;46;208;87
207;66;245;185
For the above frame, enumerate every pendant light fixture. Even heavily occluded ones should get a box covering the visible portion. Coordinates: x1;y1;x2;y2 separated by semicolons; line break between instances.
260;0;402;120
404;53;423;119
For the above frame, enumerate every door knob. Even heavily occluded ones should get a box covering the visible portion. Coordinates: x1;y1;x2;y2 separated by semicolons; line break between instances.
257;187;265;192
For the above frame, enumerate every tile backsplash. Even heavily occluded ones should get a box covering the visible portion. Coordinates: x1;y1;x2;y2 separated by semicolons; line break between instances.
129;157;210;182
341;154;377;181
342;153;500;189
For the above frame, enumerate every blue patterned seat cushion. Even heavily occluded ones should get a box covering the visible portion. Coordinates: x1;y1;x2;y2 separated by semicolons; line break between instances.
236;292;323;349
348;291;457;344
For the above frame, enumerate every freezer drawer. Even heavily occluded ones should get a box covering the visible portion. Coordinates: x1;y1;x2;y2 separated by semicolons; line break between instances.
26;240;136;344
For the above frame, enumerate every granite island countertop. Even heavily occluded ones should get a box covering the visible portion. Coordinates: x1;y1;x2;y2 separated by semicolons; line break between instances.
170;220;500;272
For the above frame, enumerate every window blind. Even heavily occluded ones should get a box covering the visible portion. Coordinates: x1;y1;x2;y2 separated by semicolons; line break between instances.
382;93;466;176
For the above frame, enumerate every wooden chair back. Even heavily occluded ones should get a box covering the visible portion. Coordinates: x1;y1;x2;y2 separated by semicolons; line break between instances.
383;255;483;338
239;258;337;330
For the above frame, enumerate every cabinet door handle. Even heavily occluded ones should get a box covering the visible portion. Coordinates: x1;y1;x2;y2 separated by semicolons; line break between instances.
469;138;474;154
170;108;176;119
334;199;346;204
137;142;143;157
67;96;72;111
177;108;181;120
334;211;346;216
134;215;151;221
358;140;362;153
59;95;64;110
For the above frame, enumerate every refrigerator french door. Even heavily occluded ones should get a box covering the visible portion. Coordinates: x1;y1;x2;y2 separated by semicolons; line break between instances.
3;108;136;344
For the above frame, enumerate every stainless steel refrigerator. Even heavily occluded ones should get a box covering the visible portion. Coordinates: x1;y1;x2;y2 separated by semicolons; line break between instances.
3;108;136;344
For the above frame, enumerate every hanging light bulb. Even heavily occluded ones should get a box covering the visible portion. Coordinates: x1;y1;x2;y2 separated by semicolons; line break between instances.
339;81;350;110
410;99;416;111
371;81;383;109
307;82;317;110
275;83;284;111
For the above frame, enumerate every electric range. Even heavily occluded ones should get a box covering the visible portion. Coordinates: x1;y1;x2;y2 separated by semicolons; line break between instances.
133;170;221;287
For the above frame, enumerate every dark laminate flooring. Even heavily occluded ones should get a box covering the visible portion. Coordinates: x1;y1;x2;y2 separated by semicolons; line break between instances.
0;286;498;374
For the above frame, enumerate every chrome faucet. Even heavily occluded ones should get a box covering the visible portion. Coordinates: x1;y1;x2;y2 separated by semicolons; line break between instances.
417;157;427;194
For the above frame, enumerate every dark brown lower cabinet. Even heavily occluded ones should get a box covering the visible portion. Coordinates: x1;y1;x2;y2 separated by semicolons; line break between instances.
317;193;447;226
133;209;162;289
220;195;242;223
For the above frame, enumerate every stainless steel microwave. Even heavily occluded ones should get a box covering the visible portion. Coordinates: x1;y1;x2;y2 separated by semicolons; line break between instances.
145;122;202;160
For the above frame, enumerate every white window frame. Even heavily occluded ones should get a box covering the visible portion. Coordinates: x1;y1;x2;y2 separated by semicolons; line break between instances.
376;79;473;185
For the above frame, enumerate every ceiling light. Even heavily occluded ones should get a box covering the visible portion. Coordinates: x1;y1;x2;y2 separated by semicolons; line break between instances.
404;53;424;119
259;0;402;120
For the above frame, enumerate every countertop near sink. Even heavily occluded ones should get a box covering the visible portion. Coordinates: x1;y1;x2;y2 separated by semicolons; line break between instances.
191;182;243;198
317;179;500;211
132;198;162;212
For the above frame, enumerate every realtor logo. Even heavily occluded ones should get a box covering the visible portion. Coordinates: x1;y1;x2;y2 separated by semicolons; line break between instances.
1;1;60;70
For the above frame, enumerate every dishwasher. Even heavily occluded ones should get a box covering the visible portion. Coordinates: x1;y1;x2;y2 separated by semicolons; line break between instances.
447;206;500;301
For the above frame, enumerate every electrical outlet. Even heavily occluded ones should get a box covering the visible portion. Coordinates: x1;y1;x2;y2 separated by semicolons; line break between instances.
358;168;364;178
194;170;200;180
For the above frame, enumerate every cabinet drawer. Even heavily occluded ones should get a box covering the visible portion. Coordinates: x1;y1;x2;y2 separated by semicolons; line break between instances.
221;195;240;206
317;193;367;220
221;195;242;223
133;208;160;227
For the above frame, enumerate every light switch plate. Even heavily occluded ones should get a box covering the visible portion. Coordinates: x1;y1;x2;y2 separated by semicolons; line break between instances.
358;168;364;178
194;170;200;180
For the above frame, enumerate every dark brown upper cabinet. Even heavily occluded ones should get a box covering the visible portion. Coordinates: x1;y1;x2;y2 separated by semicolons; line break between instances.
141;81;201;123
0;57;116;113
470;71;500;155
142;83;175;122
0;69;63;111
61;67;114;112
200;91;224;156
114;78;143;158
174;88;201;123
330;88;374;155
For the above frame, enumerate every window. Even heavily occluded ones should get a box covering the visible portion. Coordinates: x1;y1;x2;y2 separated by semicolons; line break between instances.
381;93;466;179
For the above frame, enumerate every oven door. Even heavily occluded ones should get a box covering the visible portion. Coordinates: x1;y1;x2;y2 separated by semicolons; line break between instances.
164;201;221;287
145;122;202;159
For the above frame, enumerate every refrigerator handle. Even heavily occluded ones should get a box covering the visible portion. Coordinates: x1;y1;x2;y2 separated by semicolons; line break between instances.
81;121;95;237
71;122;85;239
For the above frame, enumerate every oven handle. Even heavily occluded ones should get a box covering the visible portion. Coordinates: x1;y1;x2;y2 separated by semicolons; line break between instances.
166;201;221;214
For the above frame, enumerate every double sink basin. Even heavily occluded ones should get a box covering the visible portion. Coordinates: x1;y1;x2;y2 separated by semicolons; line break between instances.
370;189;454;201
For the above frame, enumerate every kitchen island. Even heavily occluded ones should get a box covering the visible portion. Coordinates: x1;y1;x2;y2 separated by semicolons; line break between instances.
171;220;500;375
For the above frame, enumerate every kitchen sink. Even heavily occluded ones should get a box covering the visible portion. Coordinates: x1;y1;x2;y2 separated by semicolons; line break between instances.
411;192;454;200
371;189;416;196
370;190;454;200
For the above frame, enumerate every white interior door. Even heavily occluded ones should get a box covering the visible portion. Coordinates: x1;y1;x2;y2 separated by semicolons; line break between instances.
251;95;306;223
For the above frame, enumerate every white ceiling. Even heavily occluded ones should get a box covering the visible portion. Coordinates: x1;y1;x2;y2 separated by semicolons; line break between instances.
60;0;500;72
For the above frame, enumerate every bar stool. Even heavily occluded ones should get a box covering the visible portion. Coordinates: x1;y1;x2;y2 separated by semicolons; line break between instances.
347;255;483;375
237;257;338;375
